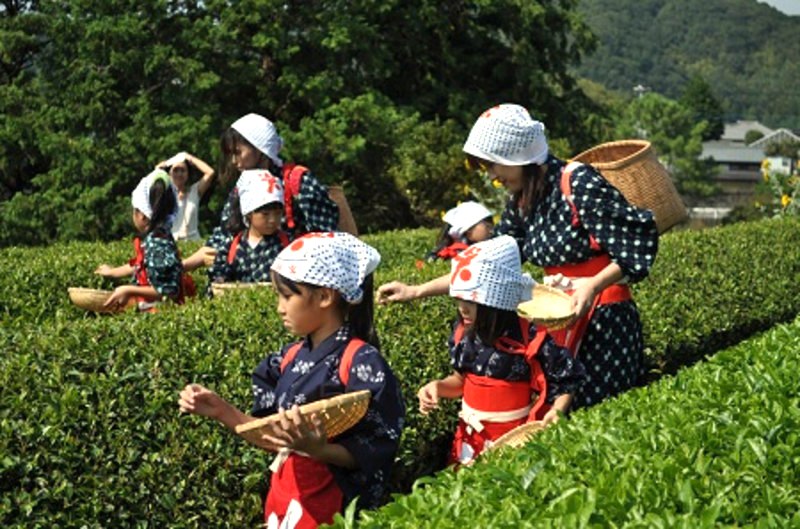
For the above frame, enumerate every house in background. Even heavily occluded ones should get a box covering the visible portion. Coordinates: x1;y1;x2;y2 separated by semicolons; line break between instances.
749;128;800;176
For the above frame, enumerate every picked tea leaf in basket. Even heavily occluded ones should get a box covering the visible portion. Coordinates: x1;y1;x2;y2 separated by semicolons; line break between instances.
235;390;371;451
517;284;575;330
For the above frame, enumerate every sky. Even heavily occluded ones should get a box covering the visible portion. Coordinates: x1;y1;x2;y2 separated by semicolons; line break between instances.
757;0;800;15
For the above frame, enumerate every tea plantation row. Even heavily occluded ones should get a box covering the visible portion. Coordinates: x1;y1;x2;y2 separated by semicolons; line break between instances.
2;218;800;527
345;315;800;527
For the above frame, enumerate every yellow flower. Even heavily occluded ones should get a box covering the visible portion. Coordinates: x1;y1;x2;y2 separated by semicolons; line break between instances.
492;179;503;189
762;171;769;183
439;210;446;220
781;194;791;208
761;159;771;169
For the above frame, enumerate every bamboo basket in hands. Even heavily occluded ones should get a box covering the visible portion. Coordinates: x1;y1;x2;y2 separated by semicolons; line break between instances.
235;390;371;451
517;284;575;330
68;287;133;314
486;421;546;451
571;140;687;233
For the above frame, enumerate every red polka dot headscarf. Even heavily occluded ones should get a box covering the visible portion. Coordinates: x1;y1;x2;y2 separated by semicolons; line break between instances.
270;232;381;303
462;104;548;166
449;235;534;311
237;169;284;220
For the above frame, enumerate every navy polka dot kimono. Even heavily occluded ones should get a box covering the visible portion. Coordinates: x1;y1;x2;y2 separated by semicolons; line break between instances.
495;155;658;407
251;326;405;510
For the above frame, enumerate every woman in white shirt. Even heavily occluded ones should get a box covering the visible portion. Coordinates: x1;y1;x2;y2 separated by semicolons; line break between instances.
157;152;216;241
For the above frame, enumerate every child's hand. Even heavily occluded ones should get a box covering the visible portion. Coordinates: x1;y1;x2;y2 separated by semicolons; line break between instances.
178;384;225;419
376;281;416;304
541;408;563;427
542;273;573;291
104;286;132;308
95;264;114;277
417;382;440;415
260;405;328;456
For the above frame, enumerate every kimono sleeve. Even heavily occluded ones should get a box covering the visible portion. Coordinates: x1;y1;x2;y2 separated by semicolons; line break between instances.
142;235;182;299
536;334;587;404
204;188;238;251
570;165;659;283
296;172;339;232
250;349;285;418
207;232;236;284
334;346;404;477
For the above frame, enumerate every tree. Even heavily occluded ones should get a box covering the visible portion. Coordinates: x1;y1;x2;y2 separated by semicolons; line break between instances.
680;75;725;141
615;92;718;198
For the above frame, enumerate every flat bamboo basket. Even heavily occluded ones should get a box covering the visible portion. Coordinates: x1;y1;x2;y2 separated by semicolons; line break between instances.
210;281;270;298
328;185;359;236
517;284;575;330
235;390;371;451
68;287;132;314
487;420;546;451
572;140;687;233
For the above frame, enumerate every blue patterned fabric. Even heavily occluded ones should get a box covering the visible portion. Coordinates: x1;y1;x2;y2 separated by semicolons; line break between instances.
448;319;586;404
136;227;182;299
495;154;659;407
251;326;404;510
207;231;289;289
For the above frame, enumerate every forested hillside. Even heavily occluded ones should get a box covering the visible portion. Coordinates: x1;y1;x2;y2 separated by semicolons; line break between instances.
576;0;800;129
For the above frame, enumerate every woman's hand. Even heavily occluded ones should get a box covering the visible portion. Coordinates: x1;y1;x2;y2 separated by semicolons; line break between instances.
569;279;598;319
178;384;226;419
417;382;440;415
104;285;133;308
94;264;114;277
259;405;328;456
376;281;418;304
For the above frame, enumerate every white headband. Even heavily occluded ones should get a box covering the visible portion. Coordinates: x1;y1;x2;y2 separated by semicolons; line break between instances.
463;104;549;166
237;169;284;220
131;169;172;219
271;232;381;303
443;201;493;239
449;235;534;311
231;113;284;167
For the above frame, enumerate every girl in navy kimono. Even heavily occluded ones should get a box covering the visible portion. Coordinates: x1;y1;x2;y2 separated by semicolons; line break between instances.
418;236;585;465
179;233;404;528
95;169;186;311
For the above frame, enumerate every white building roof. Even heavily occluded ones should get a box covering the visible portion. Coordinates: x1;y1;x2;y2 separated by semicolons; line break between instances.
702;140;764;163
722;121;774;142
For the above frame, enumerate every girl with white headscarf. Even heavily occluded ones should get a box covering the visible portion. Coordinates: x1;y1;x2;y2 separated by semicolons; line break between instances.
380;104;658;409
417;236;586;465
179;233;404;528
95;169;190;311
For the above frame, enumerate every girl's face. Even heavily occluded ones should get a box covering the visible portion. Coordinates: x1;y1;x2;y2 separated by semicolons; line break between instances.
465;220;493;243
169;162;189;189
132;208;149;234
457;299;478;327
232;141;262;171
248;206;283;237
485;162;525;193
275;284;324;337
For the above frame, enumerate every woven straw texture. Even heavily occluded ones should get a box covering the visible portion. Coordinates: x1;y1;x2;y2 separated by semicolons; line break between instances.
572;140;687;233
517;284;575;330
236;390;371;451
487;420;545;451
328;185;359;236
68;287;130;314
210;282;270;298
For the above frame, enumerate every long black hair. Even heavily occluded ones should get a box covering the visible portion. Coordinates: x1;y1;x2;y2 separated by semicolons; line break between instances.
465;154;549;215
220;128;279;185
147;178;177;234
271;272;380;349
468;302;520;346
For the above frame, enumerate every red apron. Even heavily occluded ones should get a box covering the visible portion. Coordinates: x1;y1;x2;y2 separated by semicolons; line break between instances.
264;453;343;529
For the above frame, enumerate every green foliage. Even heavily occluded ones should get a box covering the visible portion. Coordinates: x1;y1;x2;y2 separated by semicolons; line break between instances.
345;315;800;527
679;75;724;141
577;0;800;129
614;92;718;198
756;161;800;217
744;129;765;145
3;219;800;527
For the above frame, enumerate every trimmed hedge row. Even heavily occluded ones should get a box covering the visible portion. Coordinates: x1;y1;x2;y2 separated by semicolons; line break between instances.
345;316;800;527
2;218;800;527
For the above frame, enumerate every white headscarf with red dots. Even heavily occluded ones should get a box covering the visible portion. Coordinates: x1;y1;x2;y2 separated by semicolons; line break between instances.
237;169;284;217
449;235;534;311
270;232;380;303
462;104;548;166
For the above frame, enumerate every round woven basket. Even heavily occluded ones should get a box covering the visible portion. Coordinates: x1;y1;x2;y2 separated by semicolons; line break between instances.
487;420;546;451
571;140;687;233
68;287;130;314
210;281;270;298
328;185;359;236
235;390;371;451
517;284;575;330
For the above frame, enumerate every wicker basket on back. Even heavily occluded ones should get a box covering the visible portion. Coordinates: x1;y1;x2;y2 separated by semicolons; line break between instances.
235;390;371;451
572;140;687;233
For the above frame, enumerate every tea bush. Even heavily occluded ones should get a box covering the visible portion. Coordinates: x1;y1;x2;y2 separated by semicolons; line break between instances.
2;217;800;527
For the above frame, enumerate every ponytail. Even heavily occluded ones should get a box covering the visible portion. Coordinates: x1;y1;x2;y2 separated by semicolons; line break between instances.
147;179;177;233
345;273;380;349
224;190;246;234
